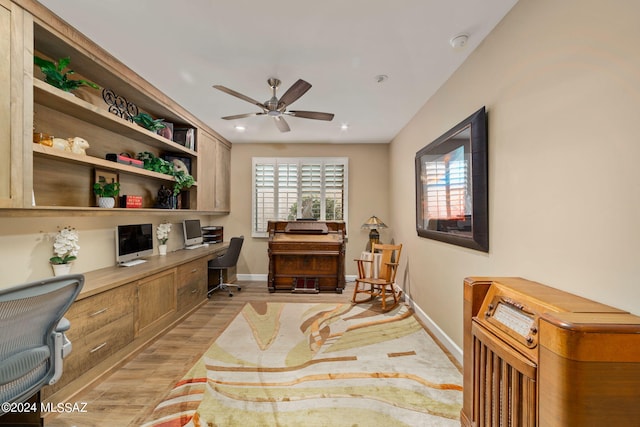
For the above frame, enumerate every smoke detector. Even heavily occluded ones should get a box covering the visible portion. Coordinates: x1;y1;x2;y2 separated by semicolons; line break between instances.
450;33;469;50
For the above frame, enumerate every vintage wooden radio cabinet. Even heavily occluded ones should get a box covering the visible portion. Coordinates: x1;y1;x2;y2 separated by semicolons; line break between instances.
462;277;640;427
267;221;346;293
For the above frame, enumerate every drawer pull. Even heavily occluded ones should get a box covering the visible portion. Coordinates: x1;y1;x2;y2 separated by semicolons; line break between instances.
89;308;108;317
191;268;198;273
89;342;107;353
191;289;197;294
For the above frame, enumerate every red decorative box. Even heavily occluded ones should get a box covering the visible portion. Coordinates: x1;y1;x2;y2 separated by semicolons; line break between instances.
120;195;143;208
106;153;144;168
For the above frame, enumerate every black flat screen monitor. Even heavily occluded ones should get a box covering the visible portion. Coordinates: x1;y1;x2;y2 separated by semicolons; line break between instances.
115;223;153;265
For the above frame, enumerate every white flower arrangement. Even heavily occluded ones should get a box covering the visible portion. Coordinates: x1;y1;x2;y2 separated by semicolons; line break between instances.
50;226;80;265
157;222;172;245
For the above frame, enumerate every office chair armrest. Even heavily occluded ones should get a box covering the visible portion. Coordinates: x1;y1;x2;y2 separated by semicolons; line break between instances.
56;317;71;333
49;317;73;385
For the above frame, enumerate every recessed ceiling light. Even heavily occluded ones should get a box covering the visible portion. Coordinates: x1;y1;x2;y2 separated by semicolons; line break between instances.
340;123;349;131
234;125;246;132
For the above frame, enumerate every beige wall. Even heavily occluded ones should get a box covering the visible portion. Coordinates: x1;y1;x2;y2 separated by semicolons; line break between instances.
214;143;391;277
0;213;217;288
390;0;640;348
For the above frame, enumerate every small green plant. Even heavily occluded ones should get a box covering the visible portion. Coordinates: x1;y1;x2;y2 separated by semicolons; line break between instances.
136;151;195;195
34;56;99;92
137;151;174;174
93;181;121;198
173;170;195;196
132;113;167;132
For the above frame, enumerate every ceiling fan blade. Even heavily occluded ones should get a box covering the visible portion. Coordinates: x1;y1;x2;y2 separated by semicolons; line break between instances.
213;85;267;110
277;79;312;110
221;112;265;120
287;110;335;121
273;116;290;132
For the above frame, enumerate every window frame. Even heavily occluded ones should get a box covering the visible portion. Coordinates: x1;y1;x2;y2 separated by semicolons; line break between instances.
252;157;349;237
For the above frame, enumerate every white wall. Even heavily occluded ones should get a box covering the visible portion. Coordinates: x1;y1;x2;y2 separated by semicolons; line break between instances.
390;0;640;349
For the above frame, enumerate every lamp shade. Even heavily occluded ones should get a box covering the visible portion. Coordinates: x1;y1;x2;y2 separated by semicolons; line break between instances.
361;215;387;229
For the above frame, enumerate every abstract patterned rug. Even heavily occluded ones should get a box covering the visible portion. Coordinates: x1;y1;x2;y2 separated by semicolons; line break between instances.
141;302;463;427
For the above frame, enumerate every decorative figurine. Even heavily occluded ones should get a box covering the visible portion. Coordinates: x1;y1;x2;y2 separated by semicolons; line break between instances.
154;185;173;209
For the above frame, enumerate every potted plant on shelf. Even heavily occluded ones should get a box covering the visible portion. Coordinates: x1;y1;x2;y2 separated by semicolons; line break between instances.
50;226;80;276
136;152;195;208
132;113;167;133
93;181;121;208
173;170;195;196
34;56;100;92
156;222;172;256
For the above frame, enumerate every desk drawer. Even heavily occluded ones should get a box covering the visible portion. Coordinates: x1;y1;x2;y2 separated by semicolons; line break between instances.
45;313;134;394
176;258;207;289
177;258;207;312
66;284;135;339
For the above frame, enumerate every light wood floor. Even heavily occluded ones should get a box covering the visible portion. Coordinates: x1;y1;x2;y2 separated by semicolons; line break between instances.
44;281;356;427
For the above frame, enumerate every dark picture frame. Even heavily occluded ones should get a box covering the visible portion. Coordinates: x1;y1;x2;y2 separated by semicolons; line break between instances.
415;106;488;252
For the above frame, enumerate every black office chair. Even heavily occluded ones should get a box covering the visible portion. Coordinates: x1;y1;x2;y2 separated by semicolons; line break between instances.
208;236;244;297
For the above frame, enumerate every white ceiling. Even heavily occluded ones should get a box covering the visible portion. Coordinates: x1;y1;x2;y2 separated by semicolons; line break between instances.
38;0;518;144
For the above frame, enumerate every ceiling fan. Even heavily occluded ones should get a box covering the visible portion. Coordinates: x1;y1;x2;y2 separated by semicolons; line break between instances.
213;78;334;132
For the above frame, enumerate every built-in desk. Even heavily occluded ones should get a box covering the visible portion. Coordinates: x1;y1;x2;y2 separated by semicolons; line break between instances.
77;242;229;299
42;243;229;405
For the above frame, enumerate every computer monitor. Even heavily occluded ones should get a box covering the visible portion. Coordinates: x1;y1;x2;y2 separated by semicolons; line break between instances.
115;223;153;266
183;219;203;247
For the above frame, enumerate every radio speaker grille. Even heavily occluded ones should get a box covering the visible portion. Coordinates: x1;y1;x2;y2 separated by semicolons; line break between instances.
472;333;536;426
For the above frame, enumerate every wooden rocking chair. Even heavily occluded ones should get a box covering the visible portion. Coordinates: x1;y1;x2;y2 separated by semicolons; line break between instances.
352;243;403;311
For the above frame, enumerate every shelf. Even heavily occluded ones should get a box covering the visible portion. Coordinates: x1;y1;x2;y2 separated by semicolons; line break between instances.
0;207;226;217
32;144;199;185
33;79;197;157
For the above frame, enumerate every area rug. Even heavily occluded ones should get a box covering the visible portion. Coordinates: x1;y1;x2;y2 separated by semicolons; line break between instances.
141;302;463;427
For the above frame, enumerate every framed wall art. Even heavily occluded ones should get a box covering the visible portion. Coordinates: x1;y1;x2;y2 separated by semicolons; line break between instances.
415;106;488;252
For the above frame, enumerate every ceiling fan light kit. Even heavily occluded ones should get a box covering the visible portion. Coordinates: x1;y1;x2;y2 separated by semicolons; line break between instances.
213;78;335;132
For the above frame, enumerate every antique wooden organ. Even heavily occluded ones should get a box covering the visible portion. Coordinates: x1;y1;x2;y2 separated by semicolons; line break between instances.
267;221;346;293
462;277;640;427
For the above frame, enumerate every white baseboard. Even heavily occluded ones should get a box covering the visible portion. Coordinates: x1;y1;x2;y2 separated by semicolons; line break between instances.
404;293;463;365
239;274;358;282
237;273;267;281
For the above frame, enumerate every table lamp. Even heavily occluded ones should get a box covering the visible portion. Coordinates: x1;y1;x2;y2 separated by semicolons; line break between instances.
361;215;387;249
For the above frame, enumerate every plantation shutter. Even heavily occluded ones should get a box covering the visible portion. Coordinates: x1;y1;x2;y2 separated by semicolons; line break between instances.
252;157;348;236
324;163;344;221
278;162;298;220
300;163;322;219
254;161;275;233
